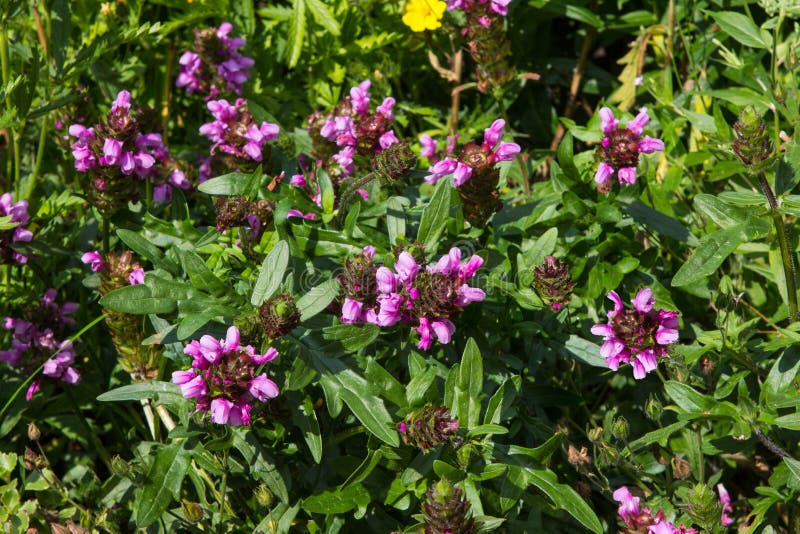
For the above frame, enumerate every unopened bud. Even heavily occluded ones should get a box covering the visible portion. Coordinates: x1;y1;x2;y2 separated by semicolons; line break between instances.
180;500;203;523
611;416;629;440
259;293;301;340
645;395;663;422
686;482;722;530
400;404;460;454
531;256;574;311
422;479;479;534
732;106;773;169
587;426;604;443
373;142;416;185
110;455;131;478
255;483;273;507
671;456;691;480
27;422;41;442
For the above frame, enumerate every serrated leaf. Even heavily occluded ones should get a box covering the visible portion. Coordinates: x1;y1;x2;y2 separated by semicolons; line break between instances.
135;443;190;527
251;240;290;306
305;0;340;35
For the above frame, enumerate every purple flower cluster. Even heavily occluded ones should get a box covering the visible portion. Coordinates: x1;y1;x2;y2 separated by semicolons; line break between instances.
614;486;697;534
68;91;189;208
447;0;512;21
591;288;679;379
199;98;279;165
172;326;279;426
307;79;398;181
0;193;34;265
421;118;520;187
176;22;254;99
594;107;664;193
0;289;80;401
339;246;485;350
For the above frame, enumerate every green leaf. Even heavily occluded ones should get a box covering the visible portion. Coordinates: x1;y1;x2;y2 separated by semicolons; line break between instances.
774;413;800;430
305;0;340;35
672;225;747;287
710;10;772;49
135;443;190;527
286;0;306;68
508;432;565;464
322;323;381;353
97;381;184;406
297;279;340;321
179;249;229;297
312;354;399;446
117;229;178;274
418;179;452;254
302;483;371;515
621;200;699;246
340;449;383;490
763;347;800;408
664;381;714;412
467;424;508;437
456;339;483;429
525;468;602;533
693;194;748;229
51;0;70;72
197;171;261;196
99;284;176;314
292;395;323;463
784;458;800;487
364;359;406;407
560;335;607;368
232;429;289;502
386;196;407;245
627;421;685;451
484;376;521;425
251;240;290;306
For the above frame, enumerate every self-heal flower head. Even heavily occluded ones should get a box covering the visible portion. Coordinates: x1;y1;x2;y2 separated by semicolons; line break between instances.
200;98;280;166
174;326;280;426
594;106;664;193
591;288;679;379
402;0;447;32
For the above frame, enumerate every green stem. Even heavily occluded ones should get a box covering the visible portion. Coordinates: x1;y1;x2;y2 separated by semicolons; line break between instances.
0;26;11;182
0;315;105;421
102;217;110;254
759;172;798;321
219;448;229;517
335;172;376;225
26;113;49;200
694;426;704;483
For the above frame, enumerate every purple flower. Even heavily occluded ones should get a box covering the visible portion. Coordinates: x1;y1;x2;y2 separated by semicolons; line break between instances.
177;23;254;98
128;268;145;285
174;326;279;426
483;118;506;146
81;251;106;272
594;107;664;192
290;174;307;187
718;484;733;526
492;142;520;162
453;162;473;186
424;157;458;184
341;298;364;324
350;80;371;116
376;97;395;119
1;193;34;265
379;130;399;150
613;486;640;521
332;146;356;175
420;134;438;159
591;288;679;379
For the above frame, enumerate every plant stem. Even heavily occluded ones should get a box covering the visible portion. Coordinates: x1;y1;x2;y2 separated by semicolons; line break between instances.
0;25;11;182
219;448;229;517
102;216;110;254
758;172;798;321
26;113;49;200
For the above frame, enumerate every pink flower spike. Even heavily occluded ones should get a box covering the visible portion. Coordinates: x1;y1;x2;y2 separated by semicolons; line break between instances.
607;290;624;317
431;319;456;345
594;162;614;185
632;288;655;313
639;136;664;153
626;107;650;137
453;162;473;186
379;130;399;150
249;374;280;401
483;118;506;147
617;166;637;185
81;251;105;272
599;107;619;136
251;347;279;365
493;142;521;162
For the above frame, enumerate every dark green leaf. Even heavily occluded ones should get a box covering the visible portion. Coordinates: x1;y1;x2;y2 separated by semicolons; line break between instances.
417;179;452;254
526;468;602;533
305;0;340;35
251;240;290;306
99;284;176;314
179;249;229;297
710;10;771;49
232;429;289;502
286;0;306;68
135;443;190;527
672;225;747;287
97;381;184;406
297;279;340;321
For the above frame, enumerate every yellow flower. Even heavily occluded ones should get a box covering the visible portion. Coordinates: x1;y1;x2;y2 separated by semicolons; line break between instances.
402;0;447;32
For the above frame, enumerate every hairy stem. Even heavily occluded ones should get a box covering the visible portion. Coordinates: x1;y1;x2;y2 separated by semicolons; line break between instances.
759;172;798;321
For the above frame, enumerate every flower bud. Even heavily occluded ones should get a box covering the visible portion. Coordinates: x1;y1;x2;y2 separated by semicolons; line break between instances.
180;500;203;523
27;422;41;442
732;106;773;169
259;293;301;340
587;426;604;443
421;479;478;534
254;483;273;507
611;416;629;440
110;455;131;478
645;395;663;422
372;141;417;185
671;456;691;480
531;256;574;311
686;482;722;531
400;404;460;453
